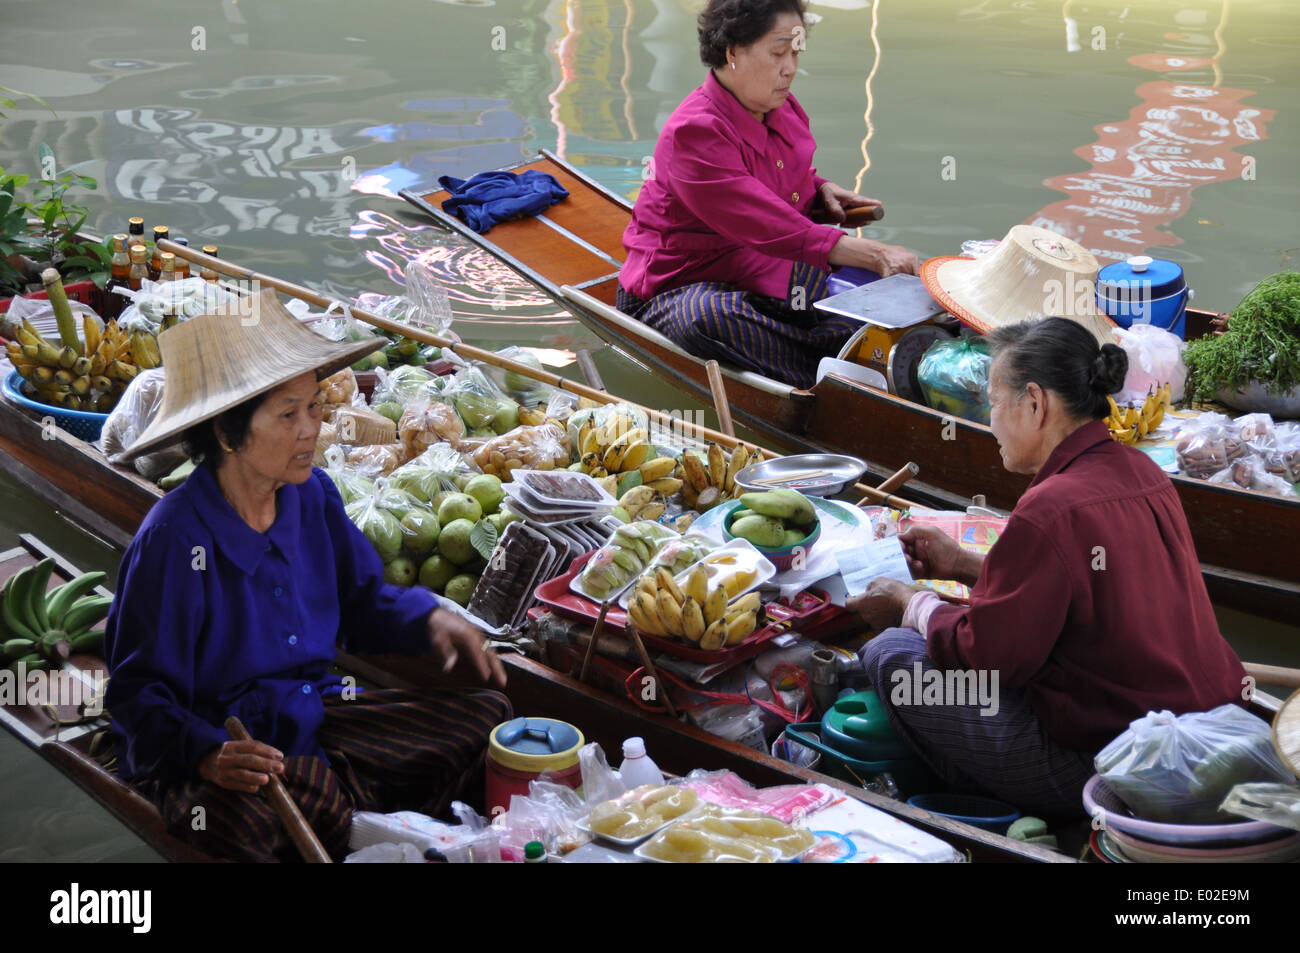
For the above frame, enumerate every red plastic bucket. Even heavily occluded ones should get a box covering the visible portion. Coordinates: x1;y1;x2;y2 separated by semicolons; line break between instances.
485;716;584;818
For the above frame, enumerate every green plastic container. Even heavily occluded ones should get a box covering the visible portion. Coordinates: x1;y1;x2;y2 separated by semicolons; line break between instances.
784;690;936;793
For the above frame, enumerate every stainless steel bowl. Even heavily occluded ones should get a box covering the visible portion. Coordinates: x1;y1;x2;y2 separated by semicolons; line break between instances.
733;453;868;497
1217;382;1300;420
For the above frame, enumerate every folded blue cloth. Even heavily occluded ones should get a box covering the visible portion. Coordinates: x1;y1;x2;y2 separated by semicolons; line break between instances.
438;169;569;234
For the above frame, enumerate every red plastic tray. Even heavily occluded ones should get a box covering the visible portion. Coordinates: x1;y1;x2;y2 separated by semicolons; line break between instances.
532;551;847;665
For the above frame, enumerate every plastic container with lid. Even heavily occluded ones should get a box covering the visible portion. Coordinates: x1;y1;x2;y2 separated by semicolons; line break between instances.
486;717;585;817
1096;256;1190;338
618;736;665;788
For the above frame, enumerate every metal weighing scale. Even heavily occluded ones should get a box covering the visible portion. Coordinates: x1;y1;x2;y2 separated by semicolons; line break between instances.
814;274;958;402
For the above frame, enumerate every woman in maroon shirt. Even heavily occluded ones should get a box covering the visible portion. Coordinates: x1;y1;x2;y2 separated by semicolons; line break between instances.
848;318;1247;817
617;0;918;388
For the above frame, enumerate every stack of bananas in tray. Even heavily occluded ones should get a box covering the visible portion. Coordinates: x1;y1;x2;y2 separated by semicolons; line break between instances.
626;566;762;651
6;315;152;413
1;558;112;671
1105;385;1170;446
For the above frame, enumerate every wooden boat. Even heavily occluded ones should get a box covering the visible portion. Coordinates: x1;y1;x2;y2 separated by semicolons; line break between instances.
0;534;1068;863
398;150;1300;622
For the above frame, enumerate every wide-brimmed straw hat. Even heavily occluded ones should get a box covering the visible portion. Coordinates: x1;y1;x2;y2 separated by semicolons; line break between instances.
119;287;384;460
920;225;1117;344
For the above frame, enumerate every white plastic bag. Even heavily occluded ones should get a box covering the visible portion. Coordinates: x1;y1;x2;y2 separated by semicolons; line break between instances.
1095;704;1295;823
1219;782;1300;832
1114;323;1187;405
99;368;190;480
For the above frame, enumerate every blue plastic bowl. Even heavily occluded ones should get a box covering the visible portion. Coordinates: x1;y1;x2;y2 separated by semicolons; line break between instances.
3;370;109;442
906;793;1021;834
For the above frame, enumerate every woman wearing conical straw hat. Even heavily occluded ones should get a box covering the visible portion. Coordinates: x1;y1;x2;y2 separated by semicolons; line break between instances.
104;289;510;862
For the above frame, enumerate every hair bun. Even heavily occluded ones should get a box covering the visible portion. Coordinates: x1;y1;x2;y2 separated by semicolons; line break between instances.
1089;343;1128;395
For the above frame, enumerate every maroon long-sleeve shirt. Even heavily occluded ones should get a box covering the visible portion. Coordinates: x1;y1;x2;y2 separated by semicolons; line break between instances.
926;419;1247;753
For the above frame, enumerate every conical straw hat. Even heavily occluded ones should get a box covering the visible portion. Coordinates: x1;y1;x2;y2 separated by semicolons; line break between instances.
119;287;384;460
920;225;1117;344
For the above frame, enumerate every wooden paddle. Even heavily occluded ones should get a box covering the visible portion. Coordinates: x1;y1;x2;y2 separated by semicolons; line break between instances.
704;360;735;439
224;716;332;863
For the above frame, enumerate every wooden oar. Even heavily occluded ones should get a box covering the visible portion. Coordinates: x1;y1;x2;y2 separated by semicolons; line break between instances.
160;240;764;461
853;481;916;510
223;716;332;863
1245;662;1300;691
875;461;919;497
704;360;735;439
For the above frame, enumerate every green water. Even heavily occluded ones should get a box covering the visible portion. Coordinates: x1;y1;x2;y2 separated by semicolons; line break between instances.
1;0;1297;859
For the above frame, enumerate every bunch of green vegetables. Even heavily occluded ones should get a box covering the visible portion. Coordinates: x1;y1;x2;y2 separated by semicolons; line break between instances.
1185;272;1300;400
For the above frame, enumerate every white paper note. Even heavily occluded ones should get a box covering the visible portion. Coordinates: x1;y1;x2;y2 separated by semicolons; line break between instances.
834;536;913;598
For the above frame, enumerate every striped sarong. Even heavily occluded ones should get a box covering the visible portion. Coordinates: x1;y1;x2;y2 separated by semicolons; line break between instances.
860;629;1094;818
139;688;511;862
616;262;862;389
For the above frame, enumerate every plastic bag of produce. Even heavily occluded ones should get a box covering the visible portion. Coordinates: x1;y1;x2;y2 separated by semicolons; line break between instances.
345;442;409;477
1173;412;1241;480
99;368;192;480
1219;782;1300;832
117;277;238;335
441;364;517;436
345;476;421;564
1263;421;1300;483
371;364;441;414
1113;323;1187;405
321;446;375;506
462;422;570;481
388;442;482;503
311;303;390;372
917;337;992;424
1208;456;1298;497
1095;704;1295;824
482;345;560;409
398;392;466;458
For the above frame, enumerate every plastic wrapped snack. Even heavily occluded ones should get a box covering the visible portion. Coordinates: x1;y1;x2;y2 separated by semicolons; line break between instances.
1174;413;1241;480
345;442;409;477
331;404;398;446
1263;422;1300;483
1095;704;1295;824
917;337;992;425
1208;457;1298;497
100;368;191;480
318;367;360;409
585;785;702;843
463;422;570;481
638;819;780;863
572;520;679;603
398;395;466;458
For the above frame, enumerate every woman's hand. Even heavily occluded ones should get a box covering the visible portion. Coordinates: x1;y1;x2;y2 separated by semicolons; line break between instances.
199;739;285;793
817;181;882;224
427;607;508;688
846;577;917;631
828;235;919;278
898;525;981;585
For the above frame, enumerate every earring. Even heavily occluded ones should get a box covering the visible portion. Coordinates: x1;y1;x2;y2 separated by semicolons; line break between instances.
730;61;736;70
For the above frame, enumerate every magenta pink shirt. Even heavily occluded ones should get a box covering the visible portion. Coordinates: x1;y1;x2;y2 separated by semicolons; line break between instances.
620;71;844;301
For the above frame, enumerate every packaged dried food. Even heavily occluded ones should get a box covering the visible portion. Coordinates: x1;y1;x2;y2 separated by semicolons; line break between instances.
331;404;398;446
399;396;466;458
462;423;570;481
318;367;359;408
466;522;555;629
345;442;409;477
514;469;612;506
1174;413;1238;480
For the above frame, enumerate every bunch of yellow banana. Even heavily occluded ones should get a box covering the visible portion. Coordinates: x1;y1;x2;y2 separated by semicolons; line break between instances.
678;441;757;511
6;316;146;413
1106;384;1170;445
625;565;762;650
575;412;683;502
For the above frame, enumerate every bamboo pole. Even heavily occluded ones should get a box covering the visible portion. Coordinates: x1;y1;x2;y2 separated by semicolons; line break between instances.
704;359;735;438
1245;662;1300;690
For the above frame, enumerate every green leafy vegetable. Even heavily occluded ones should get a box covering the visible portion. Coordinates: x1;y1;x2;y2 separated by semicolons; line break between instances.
1185;272;1300;400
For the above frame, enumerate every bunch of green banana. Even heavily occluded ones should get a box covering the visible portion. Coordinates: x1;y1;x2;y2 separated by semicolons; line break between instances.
576;521;675;600
1;559;112;670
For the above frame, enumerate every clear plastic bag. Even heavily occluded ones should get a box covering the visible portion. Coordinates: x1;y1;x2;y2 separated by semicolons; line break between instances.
1263;422;1300;483
1219;782;1300;832
1094;704;1295;824
371;364;441;411
1208;456;1298;497
462;422;570;481
1174;412;1242;480
1113;323;1188;404
3;294;101;341
917;337;992;425
117;277;238;334
344;476;424;563
99;369;191;480
321;445;376;505
401;258;454;335
579;742;627;806
388;442;481;504
344;442;408;477
397;393;466;458
441;363;516;435
496;780;590;859
483;345;559;408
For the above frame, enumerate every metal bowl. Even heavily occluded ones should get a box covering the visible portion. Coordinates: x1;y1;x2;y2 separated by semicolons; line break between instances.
1217;382;1300;420
733;453;868;497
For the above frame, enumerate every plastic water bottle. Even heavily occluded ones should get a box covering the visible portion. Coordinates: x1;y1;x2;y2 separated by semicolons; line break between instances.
618;737;664;788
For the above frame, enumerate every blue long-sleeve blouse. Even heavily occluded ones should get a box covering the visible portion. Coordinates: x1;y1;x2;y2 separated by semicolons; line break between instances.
105;464;438;782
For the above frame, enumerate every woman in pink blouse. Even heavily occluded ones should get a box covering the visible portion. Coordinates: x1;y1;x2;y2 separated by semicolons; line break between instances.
617;0;919;388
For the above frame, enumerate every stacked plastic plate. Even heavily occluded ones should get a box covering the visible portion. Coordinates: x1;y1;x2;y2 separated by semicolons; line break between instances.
1083;775;1300;863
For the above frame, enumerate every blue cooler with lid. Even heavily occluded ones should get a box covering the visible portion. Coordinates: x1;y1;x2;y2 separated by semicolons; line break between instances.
1096;256;1190;339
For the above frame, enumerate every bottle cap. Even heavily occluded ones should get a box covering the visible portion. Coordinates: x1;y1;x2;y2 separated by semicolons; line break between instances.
1126;255;1152;273
524;841;545;861
622;736;646;758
